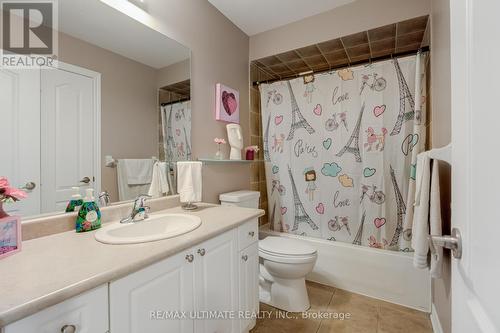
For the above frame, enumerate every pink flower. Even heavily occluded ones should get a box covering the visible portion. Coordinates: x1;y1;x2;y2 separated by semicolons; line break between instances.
214;138;226;145
0;177;27;202
4;187;27;200
0;177;9;188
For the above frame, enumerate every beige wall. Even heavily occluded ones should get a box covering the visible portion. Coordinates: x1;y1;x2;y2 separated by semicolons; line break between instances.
157;59;190;88
249;0;431;60
145;0;251;203
430;0;452;332
59;33;159;202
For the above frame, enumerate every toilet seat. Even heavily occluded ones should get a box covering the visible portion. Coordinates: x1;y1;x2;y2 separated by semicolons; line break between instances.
259;249;316;264
259;236;317;264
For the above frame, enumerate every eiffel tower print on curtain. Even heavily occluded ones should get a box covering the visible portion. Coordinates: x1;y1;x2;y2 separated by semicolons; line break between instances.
336;103;365;162
288;166;319;231
388;165;407;247
263;113;271;161
183;127;191;160
286;81;315;140
390;58;415;136
352;211;366;246
165;105;176;161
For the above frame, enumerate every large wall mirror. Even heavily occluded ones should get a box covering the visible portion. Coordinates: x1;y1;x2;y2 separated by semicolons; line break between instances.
1;0;191;219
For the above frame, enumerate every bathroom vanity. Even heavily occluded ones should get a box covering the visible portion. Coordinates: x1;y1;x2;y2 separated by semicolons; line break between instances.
0;204;263;333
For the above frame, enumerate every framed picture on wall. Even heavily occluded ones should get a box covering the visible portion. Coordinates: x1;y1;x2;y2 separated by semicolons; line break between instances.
215;83;239;123
0;215;21;259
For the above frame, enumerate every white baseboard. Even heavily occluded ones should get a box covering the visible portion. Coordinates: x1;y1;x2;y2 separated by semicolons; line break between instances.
430;303;444;333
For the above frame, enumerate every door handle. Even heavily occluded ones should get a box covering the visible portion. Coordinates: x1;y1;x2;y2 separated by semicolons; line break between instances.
79;177;91;184
21;181;36;191
428;227;462;259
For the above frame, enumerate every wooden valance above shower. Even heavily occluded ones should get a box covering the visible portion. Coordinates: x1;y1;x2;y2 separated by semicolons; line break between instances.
251;15;429;85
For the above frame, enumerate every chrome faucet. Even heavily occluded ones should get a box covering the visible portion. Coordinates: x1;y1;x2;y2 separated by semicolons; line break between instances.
98;191;110;207
120;194;151;223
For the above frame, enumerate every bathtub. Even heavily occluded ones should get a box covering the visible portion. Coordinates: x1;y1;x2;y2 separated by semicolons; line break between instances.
259;224;431;312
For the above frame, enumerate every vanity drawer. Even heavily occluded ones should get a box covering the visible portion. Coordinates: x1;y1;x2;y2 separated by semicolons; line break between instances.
4;285;109;333
238;219;258;250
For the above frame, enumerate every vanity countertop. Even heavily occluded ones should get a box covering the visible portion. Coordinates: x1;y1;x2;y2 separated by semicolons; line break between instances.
0;203;264;327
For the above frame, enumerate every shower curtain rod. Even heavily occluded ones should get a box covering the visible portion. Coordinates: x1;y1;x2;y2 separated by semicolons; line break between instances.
253;46;429;86
160;98;190;107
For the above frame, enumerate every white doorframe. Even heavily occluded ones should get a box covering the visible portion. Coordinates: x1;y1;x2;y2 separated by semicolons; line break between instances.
45;61;102;197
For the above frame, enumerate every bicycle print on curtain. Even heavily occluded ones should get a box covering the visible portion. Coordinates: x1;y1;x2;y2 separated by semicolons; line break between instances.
260;53;427;251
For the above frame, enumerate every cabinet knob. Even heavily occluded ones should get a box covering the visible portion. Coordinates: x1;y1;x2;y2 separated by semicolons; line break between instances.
197;248;206;256
185;254;194;263
61;324;76;333
241;254;248;262
248;231;255;237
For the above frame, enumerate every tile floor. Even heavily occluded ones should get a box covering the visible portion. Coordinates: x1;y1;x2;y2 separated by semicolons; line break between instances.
251;281;433;333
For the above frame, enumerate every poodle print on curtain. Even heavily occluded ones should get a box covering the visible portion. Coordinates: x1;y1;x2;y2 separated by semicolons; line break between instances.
261;53;427;251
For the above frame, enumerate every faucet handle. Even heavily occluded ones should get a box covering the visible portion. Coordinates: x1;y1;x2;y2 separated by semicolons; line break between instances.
134;194;152;208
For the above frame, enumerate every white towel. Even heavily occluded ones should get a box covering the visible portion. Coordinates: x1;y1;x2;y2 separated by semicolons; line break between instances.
121;159;154;185
148;162;170;198
412;153;431;269
176;161;202;203
411;152;444;277
117;161;151;201
429;160;443;278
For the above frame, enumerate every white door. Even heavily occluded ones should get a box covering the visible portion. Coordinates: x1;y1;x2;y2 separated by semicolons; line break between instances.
194;229;239;333
239;243;259;333
109;250;195;333
450;0;500;332
41;65;99;213
0;68;40;217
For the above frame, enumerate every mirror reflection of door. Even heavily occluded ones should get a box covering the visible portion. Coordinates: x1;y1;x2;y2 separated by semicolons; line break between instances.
1;64;100;218
40;64;100;214
0;68;41;216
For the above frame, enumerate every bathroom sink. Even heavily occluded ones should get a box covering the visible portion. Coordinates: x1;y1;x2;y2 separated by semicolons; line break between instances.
94;213;202;244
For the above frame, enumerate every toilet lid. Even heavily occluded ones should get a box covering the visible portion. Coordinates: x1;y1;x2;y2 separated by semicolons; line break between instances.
259;236;316;256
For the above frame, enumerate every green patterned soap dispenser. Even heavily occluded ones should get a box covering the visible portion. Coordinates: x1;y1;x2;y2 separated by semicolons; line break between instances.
76;188;102;232
65;187;83;212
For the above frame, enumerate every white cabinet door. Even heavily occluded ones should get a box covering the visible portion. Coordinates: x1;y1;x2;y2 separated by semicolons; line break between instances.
0;68;40;217
4;285;108;333
109;250;195;333
239;243;259;333
41;65;99;213
194;229;239;333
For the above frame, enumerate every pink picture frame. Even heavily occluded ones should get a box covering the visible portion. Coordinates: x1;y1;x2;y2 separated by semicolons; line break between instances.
0;215;22;259
215;83;240;124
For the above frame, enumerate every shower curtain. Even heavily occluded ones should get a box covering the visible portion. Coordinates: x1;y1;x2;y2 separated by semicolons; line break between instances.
160;100;192;194
260;53;427;251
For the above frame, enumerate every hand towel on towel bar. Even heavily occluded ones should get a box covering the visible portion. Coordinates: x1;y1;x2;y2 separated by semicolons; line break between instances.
177;161;202;203
148;161;170;198
411;152;443;278
122;159;154;185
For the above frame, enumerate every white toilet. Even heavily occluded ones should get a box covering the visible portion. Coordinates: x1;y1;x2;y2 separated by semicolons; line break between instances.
219;190;318;313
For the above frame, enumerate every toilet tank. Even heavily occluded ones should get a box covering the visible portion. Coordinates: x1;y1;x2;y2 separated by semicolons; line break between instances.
219;190;260;209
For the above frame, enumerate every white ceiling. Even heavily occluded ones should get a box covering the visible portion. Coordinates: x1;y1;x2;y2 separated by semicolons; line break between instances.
58;0;190;69
207;0;356;36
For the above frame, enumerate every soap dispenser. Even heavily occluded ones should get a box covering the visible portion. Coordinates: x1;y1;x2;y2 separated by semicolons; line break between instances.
65;187;83;213
76;188;102;232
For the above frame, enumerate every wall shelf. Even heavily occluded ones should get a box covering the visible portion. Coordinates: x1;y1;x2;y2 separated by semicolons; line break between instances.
198;158;263;164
